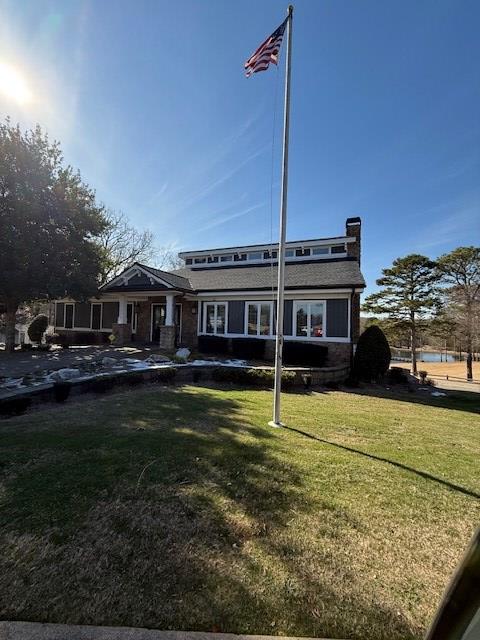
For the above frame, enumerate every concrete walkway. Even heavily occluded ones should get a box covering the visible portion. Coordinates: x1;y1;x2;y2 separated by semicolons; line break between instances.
0;623;338;640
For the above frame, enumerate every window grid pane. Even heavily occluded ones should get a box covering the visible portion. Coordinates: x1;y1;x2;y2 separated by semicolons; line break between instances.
216;304;226;334
248;304;257;335
260;304;270;335
206;304;215;333
296;304;308;337
310;302;324;338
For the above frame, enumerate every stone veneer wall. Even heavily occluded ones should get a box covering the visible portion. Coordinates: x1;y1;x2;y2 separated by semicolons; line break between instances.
253;338;350;367
180;299;198;349
136;301;152;343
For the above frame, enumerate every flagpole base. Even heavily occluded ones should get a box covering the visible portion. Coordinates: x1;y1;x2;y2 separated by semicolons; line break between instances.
268;420;285;428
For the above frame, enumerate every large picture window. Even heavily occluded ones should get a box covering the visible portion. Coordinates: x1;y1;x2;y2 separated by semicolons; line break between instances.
204;303;226;335
246;302;272;336
294;301;324;338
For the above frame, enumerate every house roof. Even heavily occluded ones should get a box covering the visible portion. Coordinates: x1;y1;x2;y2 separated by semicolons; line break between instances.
139;264;193;291
171;257;365;292
101;262;192;293
101;258;365;295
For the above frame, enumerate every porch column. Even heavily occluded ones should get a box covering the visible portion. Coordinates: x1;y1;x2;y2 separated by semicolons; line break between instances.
160;293;176;351
117;296;128;324
165;293;175;325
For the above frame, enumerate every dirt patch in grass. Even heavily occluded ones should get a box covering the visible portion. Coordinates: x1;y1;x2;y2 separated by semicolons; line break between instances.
0;385;478;639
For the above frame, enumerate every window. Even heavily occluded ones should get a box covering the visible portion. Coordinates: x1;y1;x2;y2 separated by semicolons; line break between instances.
246;302;272;336
64;303;74;329
312;246;329;255
204;303;226;335
331;244;345;254
185;258;193;265
220;255;232;262
234;253;247;261
285;249;294;258
194;257;207;264
263;250;278;260
248;251;262;261
207;256;219;263
295;248;311;257
294;301;324;338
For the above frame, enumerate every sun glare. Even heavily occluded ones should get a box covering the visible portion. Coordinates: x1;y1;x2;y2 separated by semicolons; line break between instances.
0;63;32;104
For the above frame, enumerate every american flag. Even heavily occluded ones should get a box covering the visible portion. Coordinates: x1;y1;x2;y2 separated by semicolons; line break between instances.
244;18;287;77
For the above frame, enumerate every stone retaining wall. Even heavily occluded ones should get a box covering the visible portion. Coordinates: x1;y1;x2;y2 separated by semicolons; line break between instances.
0;363;350;417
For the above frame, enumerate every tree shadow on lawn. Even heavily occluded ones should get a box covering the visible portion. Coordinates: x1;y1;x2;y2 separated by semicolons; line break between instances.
340;382;480;415
0;385;422;640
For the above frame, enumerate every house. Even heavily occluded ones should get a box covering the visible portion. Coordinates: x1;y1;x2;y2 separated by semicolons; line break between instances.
53;217;365;366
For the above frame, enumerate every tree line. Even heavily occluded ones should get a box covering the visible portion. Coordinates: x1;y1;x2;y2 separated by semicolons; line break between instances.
363;252;480;380
0;120;180;352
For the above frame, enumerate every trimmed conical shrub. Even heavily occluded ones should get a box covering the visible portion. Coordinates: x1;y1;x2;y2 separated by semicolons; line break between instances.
27;314;49;344
353;325;391;382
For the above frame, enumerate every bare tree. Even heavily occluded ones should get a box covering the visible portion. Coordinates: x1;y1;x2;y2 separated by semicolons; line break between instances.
99;210;156;283
157;247;184;271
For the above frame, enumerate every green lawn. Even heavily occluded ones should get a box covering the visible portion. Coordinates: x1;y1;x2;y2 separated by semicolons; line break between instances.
0;384;479;640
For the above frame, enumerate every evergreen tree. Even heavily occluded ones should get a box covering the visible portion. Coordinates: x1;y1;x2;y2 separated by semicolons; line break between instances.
437;247;480;380
362;255;439;374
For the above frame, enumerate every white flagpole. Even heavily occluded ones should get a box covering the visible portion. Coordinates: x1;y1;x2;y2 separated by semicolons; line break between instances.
269;5;293;428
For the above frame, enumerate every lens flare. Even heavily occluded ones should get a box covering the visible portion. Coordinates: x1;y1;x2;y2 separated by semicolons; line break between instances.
0;63;32;104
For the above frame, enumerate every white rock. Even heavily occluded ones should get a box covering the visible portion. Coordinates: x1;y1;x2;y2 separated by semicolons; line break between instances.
101;357;117;366
48;368;81;381
144;354;170;363
431;391;447;397
175;348;191;360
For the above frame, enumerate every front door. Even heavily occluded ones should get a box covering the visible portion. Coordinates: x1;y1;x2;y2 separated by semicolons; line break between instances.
151;304;182;345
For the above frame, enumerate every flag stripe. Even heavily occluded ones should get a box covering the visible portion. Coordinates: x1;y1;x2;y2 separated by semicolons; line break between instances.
244;18;287;77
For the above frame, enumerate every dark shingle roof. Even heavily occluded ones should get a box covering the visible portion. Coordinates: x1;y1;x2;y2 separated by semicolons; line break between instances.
139;264;193;290
171;258;365;292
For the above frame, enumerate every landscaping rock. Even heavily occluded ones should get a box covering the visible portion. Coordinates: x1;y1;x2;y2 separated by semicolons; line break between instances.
144;354;170;363
176;347;191;360
101;357;117;366
48;368;81;382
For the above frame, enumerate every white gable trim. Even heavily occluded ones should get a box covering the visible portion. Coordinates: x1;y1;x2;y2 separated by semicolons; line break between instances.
99;264;173;290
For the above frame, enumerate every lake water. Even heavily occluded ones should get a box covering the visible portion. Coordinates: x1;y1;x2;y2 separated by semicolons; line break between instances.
391;350;459;363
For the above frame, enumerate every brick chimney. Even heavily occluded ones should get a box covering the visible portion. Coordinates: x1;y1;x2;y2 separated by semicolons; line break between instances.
346;217;361;264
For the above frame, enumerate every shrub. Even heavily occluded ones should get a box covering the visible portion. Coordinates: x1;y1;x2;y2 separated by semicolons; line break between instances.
283;342;328;367
353;326;391;382
212;367;295;389
53;381;72;403
45;333;59;345
387;367;409;384
0;397;32;417
90;375;116;394
171;354;187;364
231;338;266;360
124;372;144;386
20;343;33;351
27;314;49;344
192;369;202;383
37;343;51;352
152;367;176;383
425;377;436;387
418;370;428;384
198;335;229;355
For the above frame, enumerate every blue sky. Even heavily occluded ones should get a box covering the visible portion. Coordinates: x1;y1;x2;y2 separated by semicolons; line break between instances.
1;0;479;293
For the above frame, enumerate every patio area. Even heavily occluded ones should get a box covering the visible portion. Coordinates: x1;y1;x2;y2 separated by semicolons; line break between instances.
0;345;167;380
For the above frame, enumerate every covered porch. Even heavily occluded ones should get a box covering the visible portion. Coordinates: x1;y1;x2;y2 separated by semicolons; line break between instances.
109;293;188;350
